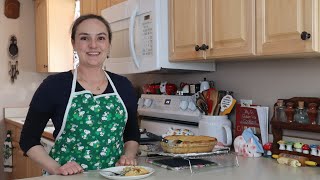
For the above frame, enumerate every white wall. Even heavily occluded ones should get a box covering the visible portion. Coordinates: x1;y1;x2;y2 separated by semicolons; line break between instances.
126;58;320;139
0;1;47;179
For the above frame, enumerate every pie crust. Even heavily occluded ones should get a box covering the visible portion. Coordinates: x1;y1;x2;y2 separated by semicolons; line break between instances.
160;135;217;154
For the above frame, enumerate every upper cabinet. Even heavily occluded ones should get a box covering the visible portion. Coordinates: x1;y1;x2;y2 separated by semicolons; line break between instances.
34;0;75;72
256;0;318;55
206;0;255;59
170;0;320;62
80;0;109;15
169;0;206;61
169;0;255;61
80;0;126;15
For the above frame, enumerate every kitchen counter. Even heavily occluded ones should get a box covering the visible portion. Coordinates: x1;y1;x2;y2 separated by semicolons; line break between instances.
17;156;320;180
5;117;55;141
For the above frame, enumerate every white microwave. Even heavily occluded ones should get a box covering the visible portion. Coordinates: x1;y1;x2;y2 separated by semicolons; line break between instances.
101;0;215;74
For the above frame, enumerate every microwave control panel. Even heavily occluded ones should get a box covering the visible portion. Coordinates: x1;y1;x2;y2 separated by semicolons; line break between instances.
139;12;153;56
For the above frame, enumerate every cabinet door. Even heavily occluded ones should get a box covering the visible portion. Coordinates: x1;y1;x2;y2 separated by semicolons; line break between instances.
81;0;109;15
47;0;74;72
110;0;126;6
35;0;74;72
12;143;28;179
27;158;42;177
206;0;255;59
169;0;206;61
80;0;97;15
256;0;318;55
97;0;110;15
34;0;49;72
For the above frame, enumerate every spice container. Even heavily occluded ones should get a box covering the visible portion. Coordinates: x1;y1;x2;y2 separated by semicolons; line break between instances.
294;101;309;124
275;100;286;122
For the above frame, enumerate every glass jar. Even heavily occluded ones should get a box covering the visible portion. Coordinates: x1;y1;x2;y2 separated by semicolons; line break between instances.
294;101;309;124
275;100;286;122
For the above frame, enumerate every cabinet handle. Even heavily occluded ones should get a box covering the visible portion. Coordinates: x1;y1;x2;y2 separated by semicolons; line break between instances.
195;44;209;51
200;44;209;50
195;45;201;51
43;65;48;68
301;31;311;40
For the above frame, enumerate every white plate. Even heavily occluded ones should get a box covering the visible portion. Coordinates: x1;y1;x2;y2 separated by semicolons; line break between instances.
99;166;154;180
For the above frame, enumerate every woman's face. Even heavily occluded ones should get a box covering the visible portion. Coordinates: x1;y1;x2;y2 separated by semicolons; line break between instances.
72;19;110;67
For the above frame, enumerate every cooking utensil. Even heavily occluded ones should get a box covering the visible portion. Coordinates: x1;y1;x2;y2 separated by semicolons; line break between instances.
219;95;236;115
87;170;123;176
203;88;218;116
194;91;208;115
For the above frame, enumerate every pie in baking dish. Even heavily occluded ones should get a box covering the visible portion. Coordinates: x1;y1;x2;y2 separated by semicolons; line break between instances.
160;135;217;154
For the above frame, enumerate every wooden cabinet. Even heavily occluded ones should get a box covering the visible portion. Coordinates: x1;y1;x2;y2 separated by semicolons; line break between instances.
80;0;109;15
34;0;75;72
256;0;319;55
169;0;255;61
170;0;320;62
5;121;42;180
169;0;206;61
80;0;126;15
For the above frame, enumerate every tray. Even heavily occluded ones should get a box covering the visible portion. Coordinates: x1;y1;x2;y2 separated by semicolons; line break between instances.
146;151;239;171
157;147;230;158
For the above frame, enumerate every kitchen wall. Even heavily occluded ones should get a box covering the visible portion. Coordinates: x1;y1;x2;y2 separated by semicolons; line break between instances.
128;58;320;106
0;0;48;179
127;58;320;140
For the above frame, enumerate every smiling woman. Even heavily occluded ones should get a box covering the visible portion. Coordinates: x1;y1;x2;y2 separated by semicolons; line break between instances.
20;14;140;176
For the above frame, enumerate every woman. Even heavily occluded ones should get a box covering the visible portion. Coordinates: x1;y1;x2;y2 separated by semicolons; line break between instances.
20;14;140;176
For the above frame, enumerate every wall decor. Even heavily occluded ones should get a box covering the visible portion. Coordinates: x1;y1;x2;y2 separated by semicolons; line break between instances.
8;35;19;83
4;0;20;19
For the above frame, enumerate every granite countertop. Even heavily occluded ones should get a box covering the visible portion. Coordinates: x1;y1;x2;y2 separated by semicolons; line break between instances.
17;156;320;180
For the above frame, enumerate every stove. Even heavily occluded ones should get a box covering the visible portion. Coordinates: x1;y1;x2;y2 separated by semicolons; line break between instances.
138;94;202;136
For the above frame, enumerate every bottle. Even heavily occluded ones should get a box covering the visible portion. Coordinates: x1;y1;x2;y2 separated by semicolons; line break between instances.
285;102;294;123
294;101;309;124
316;106;320;125
307;103;317;125
275;100;287;122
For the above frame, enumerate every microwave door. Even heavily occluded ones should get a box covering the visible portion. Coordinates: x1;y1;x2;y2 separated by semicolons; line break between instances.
129;4;140;69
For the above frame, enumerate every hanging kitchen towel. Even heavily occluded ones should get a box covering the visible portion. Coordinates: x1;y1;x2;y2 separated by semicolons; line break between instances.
3;130;13;172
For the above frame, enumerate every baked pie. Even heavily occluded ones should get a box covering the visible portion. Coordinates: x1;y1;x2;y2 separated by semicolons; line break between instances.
160;135;217;154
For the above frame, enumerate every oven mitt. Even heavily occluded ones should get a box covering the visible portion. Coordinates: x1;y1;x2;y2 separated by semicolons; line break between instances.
242;128;264;153
3;130;13;172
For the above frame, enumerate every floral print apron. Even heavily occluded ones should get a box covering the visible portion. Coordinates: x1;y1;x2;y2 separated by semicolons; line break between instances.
49;69;128;170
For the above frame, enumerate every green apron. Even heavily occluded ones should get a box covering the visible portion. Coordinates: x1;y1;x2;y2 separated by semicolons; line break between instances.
49;69;128;170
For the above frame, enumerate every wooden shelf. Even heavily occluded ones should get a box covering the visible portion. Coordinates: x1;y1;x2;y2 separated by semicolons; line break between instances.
270;97;320;165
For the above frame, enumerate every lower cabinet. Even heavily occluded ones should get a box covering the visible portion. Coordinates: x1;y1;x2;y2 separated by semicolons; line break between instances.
5;121;42;180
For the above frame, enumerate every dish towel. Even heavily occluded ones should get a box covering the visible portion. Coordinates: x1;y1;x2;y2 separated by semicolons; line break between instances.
3;130;13;172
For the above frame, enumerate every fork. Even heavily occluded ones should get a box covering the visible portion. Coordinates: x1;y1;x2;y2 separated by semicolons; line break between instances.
86;170;123;176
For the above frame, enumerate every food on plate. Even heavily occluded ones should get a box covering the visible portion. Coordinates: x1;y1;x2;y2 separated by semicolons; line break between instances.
122;166;149;176
161;135;217;154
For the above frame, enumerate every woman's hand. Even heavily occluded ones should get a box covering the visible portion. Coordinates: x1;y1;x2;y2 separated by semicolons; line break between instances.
55;161;84;175
116;154;137;166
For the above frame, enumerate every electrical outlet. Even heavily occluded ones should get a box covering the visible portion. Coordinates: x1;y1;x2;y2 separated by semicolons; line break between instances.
240;99;253;107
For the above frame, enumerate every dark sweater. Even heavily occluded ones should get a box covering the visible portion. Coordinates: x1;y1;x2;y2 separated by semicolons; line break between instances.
20;70;140;153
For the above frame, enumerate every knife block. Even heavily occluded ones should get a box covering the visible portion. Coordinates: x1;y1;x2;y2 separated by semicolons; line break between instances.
270;97;320;165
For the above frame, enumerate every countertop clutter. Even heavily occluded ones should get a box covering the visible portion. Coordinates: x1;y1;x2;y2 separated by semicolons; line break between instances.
17;157;320;180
